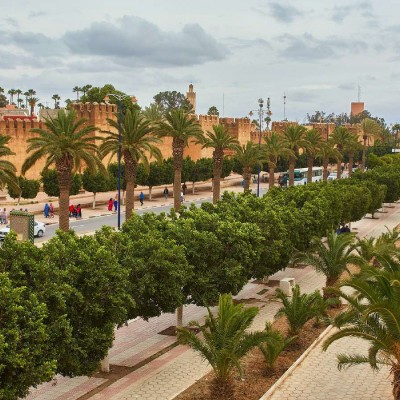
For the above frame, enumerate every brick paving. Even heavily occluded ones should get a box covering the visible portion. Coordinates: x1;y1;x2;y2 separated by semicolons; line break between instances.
21;191;400;400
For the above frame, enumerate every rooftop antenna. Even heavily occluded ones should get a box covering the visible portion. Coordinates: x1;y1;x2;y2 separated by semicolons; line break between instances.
358;85;361;102
283;93;287;121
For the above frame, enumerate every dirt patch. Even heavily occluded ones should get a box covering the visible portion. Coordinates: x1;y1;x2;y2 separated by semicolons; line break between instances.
174;308;342;400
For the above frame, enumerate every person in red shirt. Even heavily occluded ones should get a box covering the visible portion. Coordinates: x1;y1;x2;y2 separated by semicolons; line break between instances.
108;198;113;211
69;204;75;218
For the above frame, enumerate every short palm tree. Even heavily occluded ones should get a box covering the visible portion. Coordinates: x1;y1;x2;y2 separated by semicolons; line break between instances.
72;86;81;101
52;94;61;109
233;141;264;192
22;109;103;231
360;118;381;170
316;141;339;182
323;262;400;400
344;132;361;177
100;108;162;220
155;109;203;211
263;131;292;188
198;124;239;203
0;135;19;193
281;125;307;186
330;126;351;179
293;230;357;298
177;294;268;390
303;129;324;183
28;97;39;116
142;103;164;127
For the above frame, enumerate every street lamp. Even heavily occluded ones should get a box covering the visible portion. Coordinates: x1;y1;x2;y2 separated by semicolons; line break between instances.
249;97;272;197
104;93;130;230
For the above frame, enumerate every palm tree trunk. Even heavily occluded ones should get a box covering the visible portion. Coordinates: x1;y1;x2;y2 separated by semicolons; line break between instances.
212;149;223;204
348;152;354;177
337;156;342;180
124;153;137;221
323;158;329;182
393;367;400;400
362;137;367;171
307;156;313;184
289;156;295;186
173;138;184;211
56;164;72;232
268;165;275;188
243;167;251;192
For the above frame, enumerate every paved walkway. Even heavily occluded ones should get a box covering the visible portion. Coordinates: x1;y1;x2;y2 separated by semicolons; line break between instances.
21;192;400;400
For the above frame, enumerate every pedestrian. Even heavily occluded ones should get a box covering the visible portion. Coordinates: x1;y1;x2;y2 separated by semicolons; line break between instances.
69;204;75;217
182;182;187;196
139;191;145;206
113;198;118;212
43;203;50;218
49;202;54;218
108;198;113;211
180;191;185;202
76;204;82;218
1;208;6;224
163;187;169;200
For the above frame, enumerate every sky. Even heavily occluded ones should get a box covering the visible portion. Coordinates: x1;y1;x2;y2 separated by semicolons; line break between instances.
2;0;399;123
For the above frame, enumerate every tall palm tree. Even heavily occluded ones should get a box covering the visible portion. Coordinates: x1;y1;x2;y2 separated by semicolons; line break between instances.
52;94;61;109
7;89;16;104
73;86;81;101
331;126;351;179
81;85;92;97
23;91;29;108
360;118;381;170
0;135;19;193
344;132;360;177
28;97;39;116
15;89;22;106
323;261;400;399
281;125;307;186
316;141;339;182
17;99;24;108
100;108;162;220
263;131;292;188
233;141;264;192
303;129;324;183
22;109;103;231
198;124;238;204
177;294;269;394
293;230;356;299
155;109;203;211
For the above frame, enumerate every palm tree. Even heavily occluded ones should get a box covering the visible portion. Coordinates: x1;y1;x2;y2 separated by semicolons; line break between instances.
360;118;381;170
323;261;400;399
155;109;203;211
316;141;339;182
28;97;39;116
142;103;164;127
177;294;269;393
233;141;264;192
22;109;103;231
344;132;360;177
15;89;22;106
81;85;92;97
17;99;24;108
23;91;29;108
281;125;307;186
303;129;324;183
73;86;81;101
198;124;239;204
263;131;292;188
100;108;162;220
331;126;351;179
0;135;19;193
0;87;4;94
52;94;61;109
293;230;356;300
7;89;16;104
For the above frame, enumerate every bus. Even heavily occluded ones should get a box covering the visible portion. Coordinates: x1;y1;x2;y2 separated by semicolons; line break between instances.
287;167;323;186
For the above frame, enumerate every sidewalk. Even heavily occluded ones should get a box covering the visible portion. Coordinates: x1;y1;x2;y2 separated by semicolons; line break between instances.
22;200;400;400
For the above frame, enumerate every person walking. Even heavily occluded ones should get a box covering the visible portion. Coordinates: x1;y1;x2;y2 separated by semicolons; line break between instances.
163;187;169;200
1;208;6;224
76;204;82;219
69;204;75;218
43;203;50;218
49;202;54;218
182;182;187;196
113;198;118;212
139;191;145;206
108;198;113;212
180;191;185;202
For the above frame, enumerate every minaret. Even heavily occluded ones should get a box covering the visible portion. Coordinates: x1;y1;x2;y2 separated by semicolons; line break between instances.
186;84;196;113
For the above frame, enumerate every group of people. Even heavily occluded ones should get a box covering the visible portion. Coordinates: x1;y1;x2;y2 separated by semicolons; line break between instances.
69;204;82;218
108;197;119;212
43;202;55;218
337;224;351;234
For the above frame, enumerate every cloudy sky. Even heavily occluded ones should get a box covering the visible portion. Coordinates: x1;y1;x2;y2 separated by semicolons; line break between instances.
2;0;399;123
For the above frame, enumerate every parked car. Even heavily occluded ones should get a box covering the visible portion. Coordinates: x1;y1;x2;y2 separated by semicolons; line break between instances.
327;172;337;181
0;221;46;240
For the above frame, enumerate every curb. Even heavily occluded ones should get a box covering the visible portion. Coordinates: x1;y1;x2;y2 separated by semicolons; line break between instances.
259;324;335;400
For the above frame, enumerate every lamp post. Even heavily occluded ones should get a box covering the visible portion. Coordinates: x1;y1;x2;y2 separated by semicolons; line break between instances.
104;93;129;230
249;98;272;197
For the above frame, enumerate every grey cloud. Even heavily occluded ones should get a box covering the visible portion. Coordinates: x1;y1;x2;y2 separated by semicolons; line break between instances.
269;3;302;23
338;83;355;91
29;11;47;18
5;18;19;28
332;1;374;22
63;16;229;67
278;33;368;61
224;37;270;50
